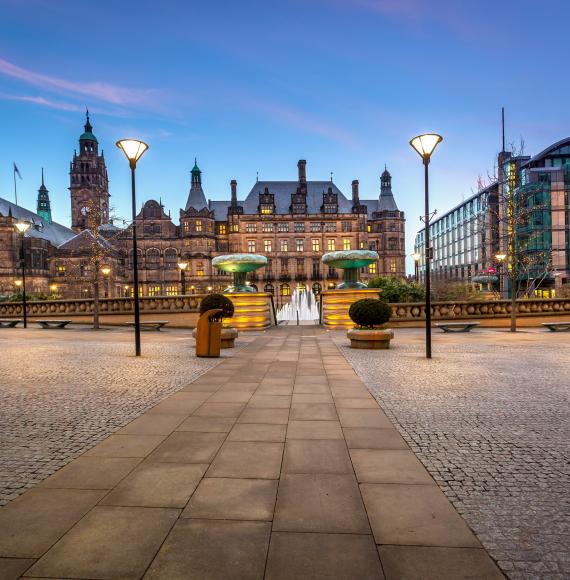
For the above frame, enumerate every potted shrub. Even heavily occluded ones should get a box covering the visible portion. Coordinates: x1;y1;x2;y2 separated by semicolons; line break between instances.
347;298;394;349
193;293;238;348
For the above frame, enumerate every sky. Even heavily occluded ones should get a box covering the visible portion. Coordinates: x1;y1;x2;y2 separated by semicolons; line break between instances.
1;0;569;273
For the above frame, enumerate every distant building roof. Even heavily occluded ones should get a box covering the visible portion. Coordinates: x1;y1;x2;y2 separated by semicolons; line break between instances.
0;197;75;246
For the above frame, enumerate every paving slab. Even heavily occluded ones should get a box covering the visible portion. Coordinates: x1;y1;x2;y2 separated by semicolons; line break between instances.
175;416;236;432
290;403;338;420
266;533;384;580
27;506;179;580
207;441;284;479
0;558;36;580
227;423;287;442
343;427;409;450
350;449;435;484
282;439;353;474
144;519;271;580
118;413;187;436
183;477;278;520
84;434;166;458
286;420;343;440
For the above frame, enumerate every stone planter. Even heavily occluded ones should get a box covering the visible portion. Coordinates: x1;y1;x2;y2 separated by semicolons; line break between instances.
193;326;238;348
347;327;394;349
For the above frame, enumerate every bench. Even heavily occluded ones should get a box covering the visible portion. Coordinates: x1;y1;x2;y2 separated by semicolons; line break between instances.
125;321;169;331
435;322;480;333
36;320;72;329
0;319;22;328
542;322;570;332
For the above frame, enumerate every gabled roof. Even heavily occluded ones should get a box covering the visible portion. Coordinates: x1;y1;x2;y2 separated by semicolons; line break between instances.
0;197;75;246
57;229;116;253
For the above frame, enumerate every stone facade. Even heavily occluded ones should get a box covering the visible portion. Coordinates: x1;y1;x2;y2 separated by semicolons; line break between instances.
0;114;406;301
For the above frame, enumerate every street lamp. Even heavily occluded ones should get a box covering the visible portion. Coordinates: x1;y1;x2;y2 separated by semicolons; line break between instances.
177;259;189;295
411;252;421;282
410;133;443;359
101;265;111;298
116;138;149;356
50;283;58;296
14;220;31;328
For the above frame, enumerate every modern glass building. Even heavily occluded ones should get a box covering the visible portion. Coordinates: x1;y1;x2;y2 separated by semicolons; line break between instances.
415;137;570;296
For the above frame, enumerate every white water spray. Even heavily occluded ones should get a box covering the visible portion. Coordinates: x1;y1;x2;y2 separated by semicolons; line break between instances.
276;288;320;323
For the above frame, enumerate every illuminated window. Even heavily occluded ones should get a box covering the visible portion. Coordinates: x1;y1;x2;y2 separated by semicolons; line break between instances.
297;283;306;292
218;223;227;234
262;222;274;233
369;262;377;274
277;223;289;232
246;223;256;233
165;285;178;296
195;220;203;232
327;239;335;251
367;225;371;233
196;262;205;276
183;221;191;233
390;259;397;273
230;224;239;232
148;285;161;296
248;240;256;253
261;206;273;214
280;283;291;296
311;239;320;252
359;241;365;249
56;263;66;276
296;239;304;252
264;240;273;252
343;238;351;250
280;239;288;252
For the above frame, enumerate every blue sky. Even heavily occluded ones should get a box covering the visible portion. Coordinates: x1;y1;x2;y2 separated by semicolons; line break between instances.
1;0;568;273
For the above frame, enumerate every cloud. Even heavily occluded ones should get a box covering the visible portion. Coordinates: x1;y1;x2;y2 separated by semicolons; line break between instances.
0;92;84;112
0;57;162;108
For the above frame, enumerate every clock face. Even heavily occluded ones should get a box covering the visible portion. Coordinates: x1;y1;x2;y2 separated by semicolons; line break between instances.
80;206;90;216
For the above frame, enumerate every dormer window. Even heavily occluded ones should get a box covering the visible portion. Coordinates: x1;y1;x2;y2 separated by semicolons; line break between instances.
261;205;273;215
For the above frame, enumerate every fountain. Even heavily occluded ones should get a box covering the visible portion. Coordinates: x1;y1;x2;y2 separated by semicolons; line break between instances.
277;288;320;324
321;250;379;289
211;254;268;293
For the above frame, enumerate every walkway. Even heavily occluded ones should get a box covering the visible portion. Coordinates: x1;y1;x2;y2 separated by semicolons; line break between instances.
0;327;503;579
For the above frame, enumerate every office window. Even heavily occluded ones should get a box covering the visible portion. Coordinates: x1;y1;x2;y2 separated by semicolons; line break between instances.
280;283;291;296
296;258;304;275
312;239;320;252
369;262;377;274
310;222;321;232
312;259;320;278
325;222;336;232
342;221;352;232
294;222;305;232
146;249;160;269
327;239;335;251
260;206;273;214
230;224;239;232
148;285;161;296
218;223;227;234
296;239;304;252
367;225;371;233
196;262;205;277
262;222;274;233
195;220;203;232
246;223;256;233
247;240;256;253
277;223;289;232
390;259;397;273
343;238;351;250
56;263;66;276
264;240;272;253
165;285;178;296
280;239;288;252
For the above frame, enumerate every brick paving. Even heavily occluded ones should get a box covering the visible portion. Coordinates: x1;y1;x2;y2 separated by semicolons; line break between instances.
0;326;502;579
0;327;229;506
337;328;570;580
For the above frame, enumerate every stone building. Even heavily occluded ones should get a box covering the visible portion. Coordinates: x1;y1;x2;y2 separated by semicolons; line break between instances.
0;114;406;301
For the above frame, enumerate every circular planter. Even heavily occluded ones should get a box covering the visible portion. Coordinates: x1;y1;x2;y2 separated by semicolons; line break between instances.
347;328;394;349
192;326;238;349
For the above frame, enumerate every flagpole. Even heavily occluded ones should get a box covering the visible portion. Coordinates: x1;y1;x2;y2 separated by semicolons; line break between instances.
13;165;18;206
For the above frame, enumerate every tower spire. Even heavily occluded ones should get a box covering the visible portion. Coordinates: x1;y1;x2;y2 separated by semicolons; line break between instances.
37;168;52;224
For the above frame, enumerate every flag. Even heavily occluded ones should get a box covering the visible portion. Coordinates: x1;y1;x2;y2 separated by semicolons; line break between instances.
13;163;22;180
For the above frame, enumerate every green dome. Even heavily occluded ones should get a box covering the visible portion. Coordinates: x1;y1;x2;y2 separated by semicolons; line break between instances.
80;131;98;142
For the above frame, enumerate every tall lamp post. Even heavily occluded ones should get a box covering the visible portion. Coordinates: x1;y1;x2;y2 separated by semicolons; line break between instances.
411;252;421;282
410;133;443;359
495;253;506;298
14;220;31;328
178;259;188;295
116;139;149;357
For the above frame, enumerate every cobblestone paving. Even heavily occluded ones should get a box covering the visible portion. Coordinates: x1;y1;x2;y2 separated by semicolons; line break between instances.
335;329;570;580
0;327;239;506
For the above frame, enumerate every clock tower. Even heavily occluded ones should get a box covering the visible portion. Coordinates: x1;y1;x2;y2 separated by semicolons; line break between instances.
69;111;110;231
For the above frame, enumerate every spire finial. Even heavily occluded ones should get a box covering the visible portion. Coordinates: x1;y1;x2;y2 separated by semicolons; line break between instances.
330;171;333;182
41;167;44;187
256;171;259;183
84;108;92;133
385;163;387;171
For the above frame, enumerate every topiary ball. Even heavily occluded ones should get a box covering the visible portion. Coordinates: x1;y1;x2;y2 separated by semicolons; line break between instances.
349;299;391;329
200;293;235;318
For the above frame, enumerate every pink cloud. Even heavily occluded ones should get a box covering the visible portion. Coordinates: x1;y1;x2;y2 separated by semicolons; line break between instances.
0;92;84;112
0;57;162;108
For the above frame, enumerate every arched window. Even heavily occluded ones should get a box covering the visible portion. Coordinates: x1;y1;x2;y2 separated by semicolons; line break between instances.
196;262;205;277
280;283;291;296
312;282;322;295
146;249;160;269
164;248;178;269
297;283;306;292
129;249;143;269
264;283;274;294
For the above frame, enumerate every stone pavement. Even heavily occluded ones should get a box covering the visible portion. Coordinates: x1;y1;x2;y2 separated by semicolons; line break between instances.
0;326;503;580
337;328;570;580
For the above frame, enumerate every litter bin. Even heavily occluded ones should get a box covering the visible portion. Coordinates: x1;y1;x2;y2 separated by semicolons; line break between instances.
195;308;223;358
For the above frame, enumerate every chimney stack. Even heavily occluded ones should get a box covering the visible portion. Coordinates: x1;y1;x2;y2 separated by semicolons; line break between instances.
351;180;360;204
230;180;237;206
297;159;307;184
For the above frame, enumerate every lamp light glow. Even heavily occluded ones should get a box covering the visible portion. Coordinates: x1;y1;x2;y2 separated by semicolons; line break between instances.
116;139;148;165
101;265;111;276
14;280;22;287
412;252;421;262
14;221;31;234
495;253;507;261
410;134;443;160
178;260;189;271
